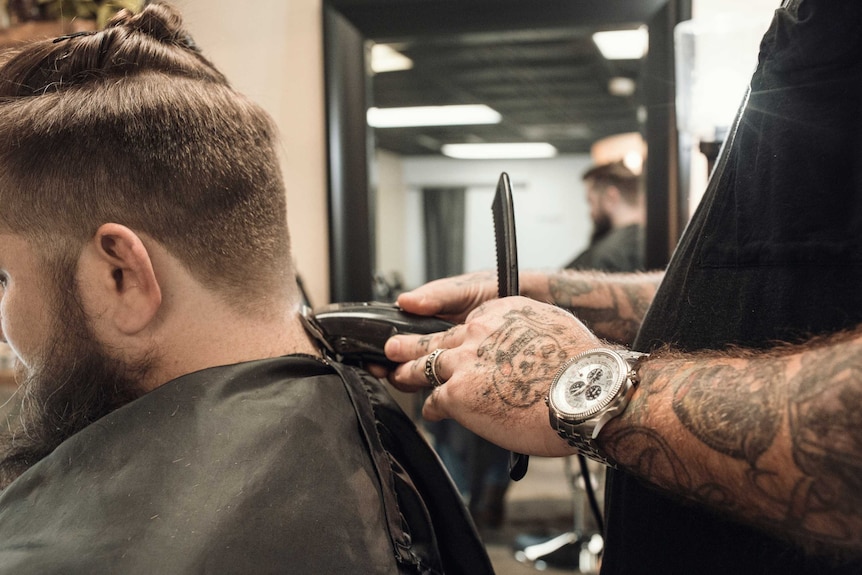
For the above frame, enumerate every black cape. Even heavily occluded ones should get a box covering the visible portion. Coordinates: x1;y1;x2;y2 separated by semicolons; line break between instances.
0;355;493;574
565;224;645;273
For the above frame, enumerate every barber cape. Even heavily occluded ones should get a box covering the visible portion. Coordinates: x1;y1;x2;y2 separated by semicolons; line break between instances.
0;355;493;574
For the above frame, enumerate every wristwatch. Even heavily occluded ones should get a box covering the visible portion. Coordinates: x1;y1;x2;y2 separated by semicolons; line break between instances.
546;347;647;467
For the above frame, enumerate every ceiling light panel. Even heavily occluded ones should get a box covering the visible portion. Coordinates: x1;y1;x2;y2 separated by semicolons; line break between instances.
367;105;502;128
592;28;648;60
441;142;558;159
370;44;413;73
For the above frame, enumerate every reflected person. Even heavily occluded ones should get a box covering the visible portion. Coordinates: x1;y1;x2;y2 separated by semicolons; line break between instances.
0;4;491;574
565;160;645;273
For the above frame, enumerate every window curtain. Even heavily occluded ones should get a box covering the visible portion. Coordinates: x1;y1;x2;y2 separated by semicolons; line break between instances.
421;185;510;527
422;187;467;281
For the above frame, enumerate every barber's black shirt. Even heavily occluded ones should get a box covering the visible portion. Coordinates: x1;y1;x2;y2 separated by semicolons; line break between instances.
602;1;862;573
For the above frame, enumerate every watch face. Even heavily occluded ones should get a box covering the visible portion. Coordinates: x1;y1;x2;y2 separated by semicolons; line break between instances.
549;349;627;420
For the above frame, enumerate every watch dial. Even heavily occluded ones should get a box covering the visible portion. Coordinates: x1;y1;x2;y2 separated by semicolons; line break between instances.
551;351;624;418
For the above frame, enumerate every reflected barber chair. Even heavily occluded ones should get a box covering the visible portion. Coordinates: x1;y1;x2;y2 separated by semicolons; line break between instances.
513;455;604;573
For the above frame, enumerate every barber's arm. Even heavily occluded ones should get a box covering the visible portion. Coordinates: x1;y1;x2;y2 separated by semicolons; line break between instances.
396;268;663;345
523;268;662;345
607;332;862;557
386;296;862;557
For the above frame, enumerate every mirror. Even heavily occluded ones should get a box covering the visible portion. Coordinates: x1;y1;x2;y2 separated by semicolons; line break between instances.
323;0;690;302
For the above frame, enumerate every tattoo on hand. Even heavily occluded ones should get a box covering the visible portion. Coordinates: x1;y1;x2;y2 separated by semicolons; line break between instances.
417;335;433;353
476;306;568;409
453;271;495;286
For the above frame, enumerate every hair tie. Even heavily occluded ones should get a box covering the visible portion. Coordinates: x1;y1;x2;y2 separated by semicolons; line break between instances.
53;31;97;44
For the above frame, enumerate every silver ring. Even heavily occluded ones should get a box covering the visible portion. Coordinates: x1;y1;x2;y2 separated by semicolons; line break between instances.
424;348;446;389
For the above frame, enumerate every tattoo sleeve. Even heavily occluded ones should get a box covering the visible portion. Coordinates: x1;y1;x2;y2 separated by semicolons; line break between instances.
601;331;862;557
537;270;661;345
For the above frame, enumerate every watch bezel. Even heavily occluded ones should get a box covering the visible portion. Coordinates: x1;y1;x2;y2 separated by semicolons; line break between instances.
548;348;629;421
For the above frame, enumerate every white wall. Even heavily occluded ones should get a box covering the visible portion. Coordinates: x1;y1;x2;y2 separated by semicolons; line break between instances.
375;151;408;290
684;0;781;210
376;154;594;290
177;0;330;305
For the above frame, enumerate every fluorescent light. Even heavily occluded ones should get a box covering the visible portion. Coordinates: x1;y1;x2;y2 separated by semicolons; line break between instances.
367;105;501;128
608;76;636;97
592;28;648;60
370;44;413;73
441;143;558;159
623;150;644;173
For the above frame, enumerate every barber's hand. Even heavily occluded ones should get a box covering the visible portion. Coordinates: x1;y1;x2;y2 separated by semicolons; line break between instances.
364;270;499;379
385;296;599;457
395;270;498;323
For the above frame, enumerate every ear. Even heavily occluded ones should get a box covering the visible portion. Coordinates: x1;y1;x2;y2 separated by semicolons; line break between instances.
80;223;163;336
603;185;622;206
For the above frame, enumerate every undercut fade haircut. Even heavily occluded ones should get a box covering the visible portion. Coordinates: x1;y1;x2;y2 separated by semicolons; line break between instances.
0;2;294;310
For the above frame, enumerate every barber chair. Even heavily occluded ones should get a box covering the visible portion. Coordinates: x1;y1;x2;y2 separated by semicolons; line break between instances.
512;456;604;573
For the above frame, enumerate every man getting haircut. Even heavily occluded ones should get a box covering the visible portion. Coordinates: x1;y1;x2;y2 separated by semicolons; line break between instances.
0;3;492;574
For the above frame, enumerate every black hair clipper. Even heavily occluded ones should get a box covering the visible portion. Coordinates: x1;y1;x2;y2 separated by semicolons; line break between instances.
301;302;453;368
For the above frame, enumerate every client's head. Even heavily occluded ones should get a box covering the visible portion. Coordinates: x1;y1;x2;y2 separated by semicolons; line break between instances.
0;2;296;486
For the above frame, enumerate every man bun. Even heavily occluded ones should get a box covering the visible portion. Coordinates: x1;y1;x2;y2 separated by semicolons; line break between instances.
106;2;201;52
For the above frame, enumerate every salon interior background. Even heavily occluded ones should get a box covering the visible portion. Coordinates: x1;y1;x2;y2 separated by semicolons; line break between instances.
174;0;776;307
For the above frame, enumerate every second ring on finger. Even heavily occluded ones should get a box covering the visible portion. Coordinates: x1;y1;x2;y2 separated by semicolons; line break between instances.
424;348;447;389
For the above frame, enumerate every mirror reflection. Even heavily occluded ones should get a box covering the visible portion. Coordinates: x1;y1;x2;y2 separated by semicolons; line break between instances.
367;26;649;298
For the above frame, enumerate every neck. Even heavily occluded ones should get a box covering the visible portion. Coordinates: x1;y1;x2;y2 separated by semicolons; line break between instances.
611;203;645;229
142;297;321;392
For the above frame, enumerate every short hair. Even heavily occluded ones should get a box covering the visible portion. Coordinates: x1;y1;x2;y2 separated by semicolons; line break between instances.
581;161;641;205
0;2;294;311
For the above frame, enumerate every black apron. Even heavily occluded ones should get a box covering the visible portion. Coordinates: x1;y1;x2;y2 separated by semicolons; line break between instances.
603;0;862;572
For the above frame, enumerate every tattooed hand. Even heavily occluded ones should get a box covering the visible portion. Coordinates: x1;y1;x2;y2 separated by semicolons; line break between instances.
385;296;600;457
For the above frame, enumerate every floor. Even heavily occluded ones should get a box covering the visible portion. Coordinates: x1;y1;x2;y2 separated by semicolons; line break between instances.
479;456;602;575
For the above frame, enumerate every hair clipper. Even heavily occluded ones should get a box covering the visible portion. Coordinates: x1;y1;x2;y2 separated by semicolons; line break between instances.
301;302;454;368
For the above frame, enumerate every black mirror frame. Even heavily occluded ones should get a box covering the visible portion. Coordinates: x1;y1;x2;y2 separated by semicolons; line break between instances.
323;0;691;302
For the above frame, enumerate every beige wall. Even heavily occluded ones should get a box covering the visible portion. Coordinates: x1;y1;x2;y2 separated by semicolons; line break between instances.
374;150;408;285
177;0;330;305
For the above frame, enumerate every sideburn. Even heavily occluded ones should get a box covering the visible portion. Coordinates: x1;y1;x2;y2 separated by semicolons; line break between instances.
0;249;151;489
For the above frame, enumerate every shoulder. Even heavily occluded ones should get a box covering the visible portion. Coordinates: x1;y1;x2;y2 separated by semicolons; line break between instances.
586;226;644;272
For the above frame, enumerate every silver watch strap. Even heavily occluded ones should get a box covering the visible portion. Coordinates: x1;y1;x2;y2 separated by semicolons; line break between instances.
553;419;619;468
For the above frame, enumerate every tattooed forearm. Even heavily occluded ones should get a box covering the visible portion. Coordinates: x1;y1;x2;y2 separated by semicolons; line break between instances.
671;361;783;464
602;332;862;556
544;270;661;344
785;336;862;550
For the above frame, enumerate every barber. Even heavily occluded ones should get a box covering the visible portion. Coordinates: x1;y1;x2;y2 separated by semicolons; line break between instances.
383;1;862;572
386;269;862;572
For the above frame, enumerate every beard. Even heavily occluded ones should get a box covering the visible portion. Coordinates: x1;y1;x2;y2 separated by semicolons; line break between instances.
0;256;151;489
